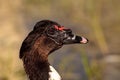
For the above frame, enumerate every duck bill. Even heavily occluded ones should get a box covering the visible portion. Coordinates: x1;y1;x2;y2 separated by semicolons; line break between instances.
63;35;88;44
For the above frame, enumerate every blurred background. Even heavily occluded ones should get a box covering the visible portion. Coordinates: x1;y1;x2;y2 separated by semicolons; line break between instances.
0;0;120;80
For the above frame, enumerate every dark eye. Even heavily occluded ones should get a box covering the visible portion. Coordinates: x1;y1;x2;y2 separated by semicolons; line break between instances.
47;27;56;35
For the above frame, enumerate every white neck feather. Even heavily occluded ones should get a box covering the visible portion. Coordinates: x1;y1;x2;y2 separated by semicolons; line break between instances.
49;66;61;80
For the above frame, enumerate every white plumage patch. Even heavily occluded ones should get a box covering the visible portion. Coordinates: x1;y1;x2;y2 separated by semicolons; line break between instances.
72;35;76;40
49;66;61;80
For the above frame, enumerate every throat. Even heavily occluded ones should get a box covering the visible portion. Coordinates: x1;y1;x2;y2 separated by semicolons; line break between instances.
23;51;50;80
22;36;60;80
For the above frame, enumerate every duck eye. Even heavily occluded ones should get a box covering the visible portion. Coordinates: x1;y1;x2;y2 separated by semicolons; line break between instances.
46;27;59;38
47;27;56;35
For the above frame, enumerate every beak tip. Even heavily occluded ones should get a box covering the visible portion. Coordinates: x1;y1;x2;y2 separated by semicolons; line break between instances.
80;37;89;44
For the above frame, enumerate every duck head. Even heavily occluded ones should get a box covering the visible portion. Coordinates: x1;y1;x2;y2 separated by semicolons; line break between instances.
46;24;88;45
19;20;88;58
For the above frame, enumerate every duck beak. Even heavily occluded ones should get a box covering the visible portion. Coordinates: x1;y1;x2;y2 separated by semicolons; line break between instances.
63;35;88;44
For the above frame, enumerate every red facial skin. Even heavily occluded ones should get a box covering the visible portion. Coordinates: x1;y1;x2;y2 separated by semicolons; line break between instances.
54;25;65;31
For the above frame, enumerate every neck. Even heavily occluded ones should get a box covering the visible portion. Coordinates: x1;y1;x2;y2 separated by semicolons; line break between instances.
22;36;57;80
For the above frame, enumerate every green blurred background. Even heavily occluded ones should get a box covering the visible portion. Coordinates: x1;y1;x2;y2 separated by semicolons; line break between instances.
0;0;120;80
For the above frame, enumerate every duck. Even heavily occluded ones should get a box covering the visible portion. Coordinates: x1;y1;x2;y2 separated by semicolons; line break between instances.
19;20;88;80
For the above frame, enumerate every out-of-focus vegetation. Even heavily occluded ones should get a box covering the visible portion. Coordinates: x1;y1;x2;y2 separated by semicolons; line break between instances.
0;0;120;80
